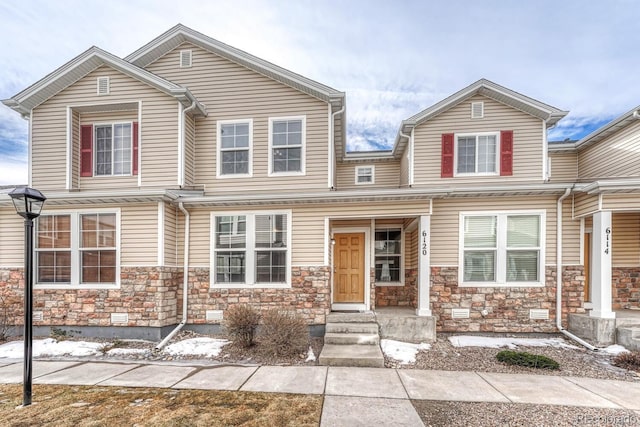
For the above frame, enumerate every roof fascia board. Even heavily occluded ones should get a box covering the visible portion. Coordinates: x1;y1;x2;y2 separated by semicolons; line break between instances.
575;106;640;151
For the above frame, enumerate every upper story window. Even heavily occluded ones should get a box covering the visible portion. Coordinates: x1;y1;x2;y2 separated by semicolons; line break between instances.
459;211;544;287
269;116;305;176
355;165;375;184
456;133;498;175
217;119;253;178
80;123;138;177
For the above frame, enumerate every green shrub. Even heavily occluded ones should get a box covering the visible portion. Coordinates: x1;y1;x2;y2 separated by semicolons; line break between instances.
496;350;560;370
259;309;309;357
224;305;261;348
613;351;640;371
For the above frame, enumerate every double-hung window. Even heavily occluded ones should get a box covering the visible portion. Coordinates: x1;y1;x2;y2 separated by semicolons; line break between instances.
217;120;252;177
269;116;305;175
95;123;132;176
355;166;374;184
212;211;290;287
36;211;119;288
460;211;544;286
456;133;498;175
374;228;403;284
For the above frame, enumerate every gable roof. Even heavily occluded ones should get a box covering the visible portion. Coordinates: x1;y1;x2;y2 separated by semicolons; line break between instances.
574;105;640;150
2;46;207;117
392;79;569;158
125;24;345;108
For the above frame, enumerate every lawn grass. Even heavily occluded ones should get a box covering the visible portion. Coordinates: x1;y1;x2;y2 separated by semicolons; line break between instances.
0;384;322;426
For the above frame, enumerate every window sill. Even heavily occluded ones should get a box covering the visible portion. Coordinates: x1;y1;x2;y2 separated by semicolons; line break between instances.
210;282;291;289
453;172;499;177
35;283;119;290
459;281;544;288
216;173;253;179
375;281;404;287
268;171;305;177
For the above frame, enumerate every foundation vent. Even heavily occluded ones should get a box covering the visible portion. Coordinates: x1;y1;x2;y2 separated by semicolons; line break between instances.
451;308;470;319
530;309;549;320
206;310;224;322
33;311;43;322
111;313;129;324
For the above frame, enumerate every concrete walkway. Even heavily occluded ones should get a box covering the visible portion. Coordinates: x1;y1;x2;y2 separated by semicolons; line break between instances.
1;359;640;426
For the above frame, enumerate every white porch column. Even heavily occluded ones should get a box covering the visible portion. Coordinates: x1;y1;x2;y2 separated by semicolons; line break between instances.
416;215;432;316
590;211;615;319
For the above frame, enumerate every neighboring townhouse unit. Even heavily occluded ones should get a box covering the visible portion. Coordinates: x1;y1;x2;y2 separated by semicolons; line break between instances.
1;24;638;349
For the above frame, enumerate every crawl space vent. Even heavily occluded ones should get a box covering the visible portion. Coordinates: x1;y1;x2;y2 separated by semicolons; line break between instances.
530;309;549;320
97;77;109;95
471;101;484;118
111;313;128;324
180;49;192;68
451;308;470;319
33;311;43;322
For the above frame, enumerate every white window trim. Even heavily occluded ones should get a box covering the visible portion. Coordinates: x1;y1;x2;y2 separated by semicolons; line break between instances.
458;210;546;287
268;115;306;177
92;121;134;177
471;101;484;119
374;227;404;286
216;119;253;178
97;77;109;95
355;165;375;185
34;208;121;290
453;131;500;177
210;210;292;289
180;49;192;68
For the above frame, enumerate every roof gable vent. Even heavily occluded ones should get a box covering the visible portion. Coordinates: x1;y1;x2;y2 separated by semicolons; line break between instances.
471;101;484;118
180;49;192;68
97;77;110;95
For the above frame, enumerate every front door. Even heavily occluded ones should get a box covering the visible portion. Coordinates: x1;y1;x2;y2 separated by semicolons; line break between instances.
333;233;365;303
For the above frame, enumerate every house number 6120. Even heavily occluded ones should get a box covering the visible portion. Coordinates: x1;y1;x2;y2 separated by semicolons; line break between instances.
421;230;428;256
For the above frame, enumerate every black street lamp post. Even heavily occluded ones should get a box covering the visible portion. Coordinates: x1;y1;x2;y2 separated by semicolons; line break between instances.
8;186;46;407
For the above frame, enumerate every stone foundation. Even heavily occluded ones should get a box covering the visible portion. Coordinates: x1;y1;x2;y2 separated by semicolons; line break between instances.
430;266;585;333
612;267;640;309
375;268;417;308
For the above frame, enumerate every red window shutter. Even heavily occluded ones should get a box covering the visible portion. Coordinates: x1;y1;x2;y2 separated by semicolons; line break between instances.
500;130;513;176
80;125;93;177
441;133;455;178
132;122;139;175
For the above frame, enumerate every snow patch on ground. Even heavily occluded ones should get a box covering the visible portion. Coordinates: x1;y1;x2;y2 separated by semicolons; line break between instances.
448;335;579;350
163;337;230;357
106;348;149;357
305;346;316;362
0;338;106;358
599;344;629;356
381;339;430;364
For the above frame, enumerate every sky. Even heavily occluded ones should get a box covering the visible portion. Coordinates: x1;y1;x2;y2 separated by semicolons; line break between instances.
1;0;639;185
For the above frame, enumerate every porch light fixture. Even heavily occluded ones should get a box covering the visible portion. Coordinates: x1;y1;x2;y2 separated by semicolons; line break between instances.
9;186;46;407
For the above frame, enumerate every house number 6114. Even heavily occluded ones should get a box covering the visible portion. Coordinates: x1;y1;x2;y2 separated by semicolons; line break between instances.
421;230;428;256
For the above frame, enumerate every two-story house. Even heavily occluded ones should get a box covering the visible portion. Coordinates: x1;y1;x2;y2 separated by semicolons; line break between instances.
1;24;638;349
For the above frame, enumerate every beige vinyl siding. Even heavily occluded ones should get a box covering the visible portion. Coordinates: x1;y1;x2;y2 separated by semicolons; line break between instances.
184;113;196;187
548;152;577;182
579;120;640;180
335;160;400;190
573;194;600;217
612;213;640;266
430;196;580;266
412;94;543;186
0;208;25;266
602;194;640;211
145;42;330;194
164;202;178;266
120;204;158;265
405;227;418;269
400;146;410;187
32;65;179;191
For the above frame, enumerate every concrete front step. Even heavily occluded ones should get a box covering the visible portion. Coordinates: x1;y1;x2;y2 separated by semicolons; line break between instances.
617;325;640;351
327;312;375;323
326;322;379;334
325;332;380;345
318;344;385;367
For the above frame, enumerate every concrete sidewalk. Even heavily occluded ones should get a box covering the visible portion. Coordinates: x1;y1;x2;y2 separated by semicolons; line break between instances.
1;359;640;426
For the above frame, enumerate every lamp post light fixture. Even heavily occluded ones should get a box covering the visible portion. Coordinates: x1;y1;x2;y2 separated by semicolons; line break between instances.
9;186;46;407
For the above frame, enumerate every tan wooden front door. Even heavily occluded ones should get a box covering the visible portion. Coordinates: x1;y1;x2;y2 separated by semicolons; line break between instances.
333;233;365;303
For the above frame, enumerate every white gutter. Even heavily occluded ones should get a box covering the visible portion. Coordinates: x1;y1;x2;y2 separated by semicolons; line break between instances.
556;186;598;351
156;202;190;350
329;105;345;189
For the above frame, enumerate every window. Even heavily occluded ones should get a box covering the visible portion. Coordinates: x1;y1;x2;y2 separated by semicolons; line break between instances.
355;166;375;184
36;211;119;288
212;211;290;287
269;116;305;175
217;120;252;177
375;229;402;283
95;123;132;176
460;211;544;286
455;133;498;175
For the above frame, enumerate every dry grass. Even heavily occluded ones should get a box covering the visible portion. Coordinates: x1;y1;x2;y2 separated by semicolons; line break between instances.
0;384;322;427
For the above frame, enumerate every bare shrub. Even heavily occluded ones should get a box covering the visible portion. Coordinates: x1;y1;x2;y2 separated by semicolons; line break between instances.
260;309;309;357
224;305;261;348
0;291;20;342
613;351;640;371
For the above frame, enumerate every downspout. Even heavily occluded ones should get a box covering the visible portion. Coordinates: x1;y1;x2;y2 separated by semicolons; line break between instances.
155;202;190;350
179;101;198;188
330;105;345;190
556;186;598;350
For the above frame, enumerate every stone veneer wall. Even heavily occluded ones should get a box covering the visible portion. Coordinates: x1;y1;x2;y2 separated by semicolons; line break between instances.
612;267;640;309
430;266;585;333
0;267;180;327
375;268;418;308
185;266;330;325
